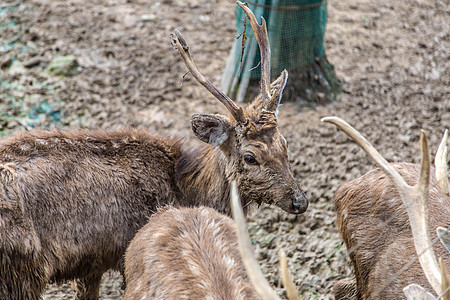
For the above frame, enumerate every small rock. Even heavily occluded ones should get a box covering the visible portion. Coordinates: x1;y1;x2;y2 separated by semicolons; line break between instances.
141;14;158;22
0;56;12;68
44;55;79;77
23;56;43;68
9;59;26;75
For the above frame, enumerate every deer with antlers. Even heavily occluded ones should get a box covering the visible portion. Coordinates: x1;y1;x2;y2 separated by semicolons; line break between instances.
0;2;307;300
322;117;449;300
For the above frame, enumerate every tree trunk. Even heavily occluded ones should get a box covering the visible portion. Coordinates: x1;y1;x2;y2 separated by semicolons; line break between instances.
221;0;341;106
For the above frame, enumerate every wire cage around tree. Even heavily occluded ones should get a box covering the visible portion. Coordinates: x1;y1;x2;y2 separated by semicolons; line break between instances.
221;0;341;105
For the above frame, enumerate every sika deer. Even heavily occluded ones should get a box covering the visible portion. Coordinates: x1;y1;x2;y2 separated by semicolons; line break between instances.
124;205;259;300
124;182;301;300
322;117;449;299
0;3;307;300
172;1;308;216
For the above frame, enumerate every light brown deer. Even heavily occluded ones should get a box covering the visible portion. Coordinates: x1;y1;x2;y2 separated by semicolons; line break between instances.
0;3;308;300
124;181;301;300
322;117;449;300
124;204;259;300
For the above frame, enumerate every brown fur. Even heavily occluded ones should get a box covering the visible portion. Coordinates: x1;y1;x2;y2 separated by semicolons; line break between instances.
333;163;449;299
333;279;358;300
0;73;307;299
124;206;260;300
0;129;182;299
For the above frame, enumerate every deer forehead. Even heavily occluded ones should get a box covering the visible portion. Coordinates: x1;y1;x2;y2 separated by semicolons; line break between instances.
239;118;287;151
239;134;288;165
243;106;277;124
240;107;283;136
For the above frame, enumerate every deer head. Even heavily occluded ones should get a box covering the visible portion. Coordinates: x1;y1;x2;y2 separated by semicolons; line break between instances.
171;2;308;214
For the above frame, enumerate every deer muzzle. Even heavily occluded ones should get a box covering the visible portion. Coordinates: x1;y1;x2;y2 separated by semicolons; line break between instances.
292;189;308;214
277;187;308;214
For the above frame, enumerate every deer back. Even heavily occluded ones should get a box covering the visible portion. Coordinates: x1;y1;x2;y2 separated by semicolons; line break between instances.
334;163;449;299
124;206;260;300
0;128;183;298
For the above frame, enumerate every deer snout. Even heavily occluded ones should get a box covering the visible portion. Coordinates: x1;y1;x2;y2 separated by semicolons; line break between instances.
292;189;308;214
276;187;308;214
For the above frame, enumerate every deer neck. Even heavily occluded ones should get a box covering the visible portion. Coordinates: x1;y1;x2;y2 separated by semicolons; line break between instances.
176;144;245;216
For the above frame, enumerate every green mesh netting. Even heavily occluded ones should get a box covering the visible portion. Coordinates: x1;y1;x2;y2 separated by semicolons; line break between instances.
233;0;328;78
221;0;340;104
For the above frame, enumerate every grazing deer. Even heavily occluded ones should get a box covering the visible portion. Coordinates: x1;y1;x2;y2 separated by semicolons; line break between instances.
124;181;301;300
0;3;307;300
322;117;449;300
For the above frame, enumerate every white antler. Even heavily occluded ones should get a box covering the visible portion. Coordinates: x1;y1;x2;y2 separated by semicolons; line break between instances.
435;129;449;203
231;181;301;300
321;116;443;295
403;284;437;300
231;181;280;300
440;258;450;300
280;250;301;300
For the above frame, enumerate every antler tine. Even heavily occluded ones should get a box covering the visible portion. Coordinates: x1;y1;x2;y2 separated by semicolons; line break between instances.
435;129;449;203
321;116;442;295
437;227;450;252
279;250;301;300
172;29;244;123
440;258;450;300
230;181;280;300
236;1;271;101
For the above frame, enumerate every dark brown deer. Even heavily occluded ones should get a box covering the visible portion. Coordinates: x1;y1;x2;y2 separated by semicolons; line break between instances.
124;181;300;300
0;3;307;300
322;117;449;299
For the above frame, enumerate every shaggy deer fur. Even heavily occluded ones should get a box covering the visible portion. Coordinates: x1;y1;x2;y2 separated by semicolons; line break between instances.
333;163;449;299
0;5;308;299
124;206;260;300
125;182;302;300
322;116;449;300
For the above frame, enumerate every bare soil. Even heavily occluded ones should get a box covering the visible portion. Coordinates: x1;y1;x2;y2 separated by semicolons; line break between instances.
1;0;448;299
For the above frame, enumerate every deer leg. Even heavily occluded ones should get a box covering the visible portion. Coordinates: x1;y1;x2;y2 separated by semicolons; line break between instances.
73;273;102;300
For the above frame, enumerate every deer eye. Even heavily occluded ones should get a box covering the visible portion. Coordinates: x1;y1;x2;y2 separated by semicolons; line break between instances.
244;154;258;165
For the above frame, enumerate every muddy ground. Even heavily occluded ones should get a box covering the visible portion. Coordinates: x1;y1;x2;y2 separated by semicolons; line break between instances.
0;0;449;299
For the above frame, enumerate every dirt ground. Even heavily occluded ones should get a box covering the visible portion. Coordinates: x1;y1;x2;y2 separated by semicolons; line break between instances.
1;0;449;299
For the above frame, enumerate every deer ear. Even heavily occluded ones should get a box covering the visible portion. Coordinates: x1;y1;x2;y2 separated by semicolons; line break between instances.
191;114;233;147
267;69;288;114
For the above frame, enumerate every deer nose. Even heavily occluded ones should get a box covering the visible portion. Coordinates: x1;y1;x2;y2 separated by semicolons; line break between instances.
292;191;308;213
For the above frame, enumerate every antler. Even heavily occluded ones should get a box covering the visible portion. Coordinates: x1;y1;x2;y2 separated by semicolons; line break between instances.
230;181;301;300
230;181;280;300
172;29;244;123
236;1;273;107
280;250;301;300
321;116;443;295
435;129;449;203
